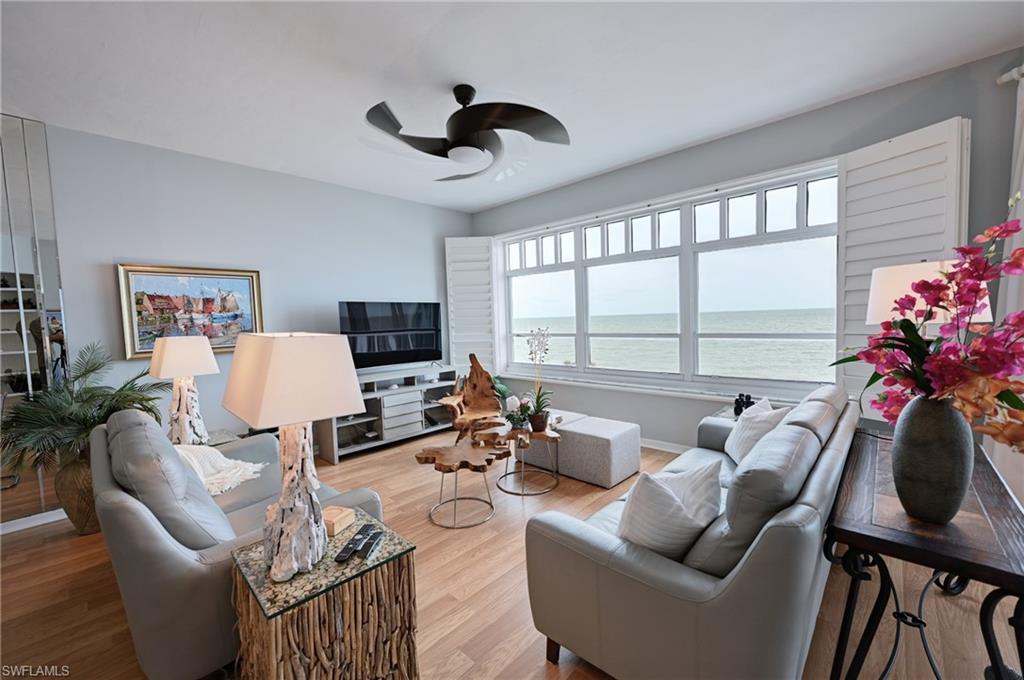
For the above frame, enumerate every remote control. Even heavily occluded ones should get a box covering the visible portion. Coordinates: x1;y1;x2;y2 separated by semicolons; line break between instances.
334;523;377;563
356;529;384;561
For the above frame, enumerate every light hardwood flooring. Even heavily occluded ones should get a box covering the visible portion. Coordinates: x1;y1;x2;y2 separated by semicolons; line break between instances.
1;432;1017;679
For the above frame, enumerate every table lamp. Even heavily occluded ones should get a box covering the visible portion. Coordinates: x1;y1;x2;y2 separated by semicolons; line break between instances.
865;260;993;326
222;332;364;582
149;336;220;446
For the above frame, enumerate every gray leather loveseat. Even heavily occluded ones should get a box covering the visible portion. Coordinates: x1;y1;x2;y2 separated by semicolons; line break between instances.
525;385;856;679
90;410;382;680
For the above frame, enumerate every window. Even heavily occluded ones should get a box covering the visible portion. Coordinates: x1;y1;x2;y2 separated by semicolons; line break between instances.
510;270;576;366
585;226;602;259
694;201;720;243
631;215;652;251
658;209;680;247
607;220;626;256
541;235;557;265
727;194;756;238
501;163;839;390
697;237;836;383
588;257;680;373
559;231;575;262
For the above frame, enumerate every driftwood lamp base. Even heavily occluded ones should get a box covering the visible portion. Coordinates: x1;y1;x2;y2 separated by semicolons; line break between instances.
168;375;211;445
233;550;418;680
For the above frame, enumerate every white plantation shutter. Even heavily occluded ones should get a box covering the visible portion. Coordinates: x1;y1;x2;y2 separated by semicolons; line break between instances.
445;236;498;372
836;117;971;407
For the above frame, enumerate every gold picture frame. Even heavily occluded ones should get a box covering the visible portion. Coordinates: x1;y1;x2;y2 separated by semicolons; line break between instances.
117;264;264;360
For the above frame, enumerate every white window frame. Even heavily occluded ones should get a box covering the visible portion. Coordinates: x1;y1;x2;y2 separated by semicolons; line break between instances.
499;159;840;399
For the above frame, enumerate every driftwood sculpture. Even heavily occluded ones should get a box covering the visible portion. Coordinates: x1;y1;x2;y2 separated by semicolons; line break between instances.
168;375;210;445
438;353;503;442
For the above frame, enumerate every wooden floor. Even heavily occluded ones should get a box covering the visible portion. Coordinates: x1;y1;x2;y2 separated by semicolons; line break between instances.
1;432;1017;679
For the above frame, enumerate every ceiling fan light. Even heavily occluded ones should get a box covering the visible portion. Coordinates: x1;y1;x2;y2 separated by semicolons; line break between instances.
447;145;486;165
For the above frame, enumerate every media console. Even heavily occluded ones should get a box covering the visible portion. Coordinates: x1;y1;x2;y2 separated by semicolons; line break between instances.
313;364;458;464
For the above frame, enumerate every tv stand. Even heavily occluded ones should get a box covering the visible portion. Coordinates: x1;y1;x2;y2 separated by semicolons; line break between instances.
313;364;458;464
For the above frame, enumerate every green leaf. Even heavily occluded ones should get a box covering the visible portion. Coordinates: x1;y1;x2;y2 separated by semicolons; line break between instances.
996;389;1024;410
830;355;862;367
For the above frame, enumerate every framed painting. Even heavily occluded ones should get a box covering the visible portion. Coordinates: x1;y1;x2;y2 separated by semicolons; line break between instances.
117;264;263;359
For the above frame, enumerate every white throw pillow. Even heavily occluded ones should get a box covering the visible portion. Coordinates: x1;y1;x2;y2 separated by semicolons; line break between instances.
617;461;722;559
724;398;790;465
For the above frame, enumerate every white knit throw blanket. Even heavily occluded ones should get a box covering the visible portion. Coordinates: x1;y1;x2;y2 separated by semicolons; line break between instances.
174;444;266;496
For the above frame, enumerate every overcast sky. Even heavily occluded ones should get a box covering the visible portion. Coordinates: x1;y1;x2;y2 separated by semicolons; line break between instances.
511;236;836;318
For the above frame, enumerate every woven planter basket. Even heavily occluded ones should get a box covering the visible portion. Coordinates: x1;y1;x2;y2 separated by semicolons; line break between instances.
54;455;100;535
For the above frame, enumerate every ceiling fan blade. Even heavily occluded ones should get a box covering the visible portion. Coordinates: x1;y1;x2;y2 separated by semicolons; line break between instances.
366;101;450;158
447;103;570;145
437;131;503;182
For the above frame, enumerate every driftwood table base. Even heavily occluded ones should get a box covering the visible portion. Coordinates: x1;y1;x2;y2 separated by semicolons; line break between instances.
233;551;418;680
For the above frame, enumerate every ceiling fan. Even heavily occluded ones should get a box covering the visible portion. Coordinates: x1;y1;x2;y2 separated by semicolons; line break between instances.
365;84;569;181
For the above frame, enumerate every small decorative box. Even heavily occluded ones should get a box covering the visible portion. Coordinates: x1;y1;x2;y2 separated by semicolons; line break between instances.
323;506;355;537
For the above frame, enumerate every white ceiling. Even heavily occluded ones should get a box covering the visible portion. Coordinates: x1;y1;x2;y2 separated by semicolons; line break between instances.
3;2;1022;213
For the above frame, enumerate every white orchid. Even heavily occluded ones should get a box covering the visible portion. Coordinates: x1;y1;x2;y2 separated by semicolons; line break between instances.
505;395;521;412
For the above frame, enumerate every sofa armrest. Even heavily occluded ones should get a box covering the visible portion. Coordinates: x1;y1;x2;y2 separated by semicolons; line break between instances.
215;433;279;465
697;416;735;451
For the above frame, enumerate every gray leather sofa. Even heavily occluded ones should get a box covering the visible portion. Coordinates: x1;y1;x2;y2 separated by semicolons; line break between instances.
90;410;382;680
525;385;856;679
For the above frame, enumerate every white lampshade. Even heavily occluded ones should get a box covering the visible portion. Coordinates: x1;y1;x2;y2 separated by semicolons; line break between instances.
222;332;364;429
865;260;993;326
149;336;220;379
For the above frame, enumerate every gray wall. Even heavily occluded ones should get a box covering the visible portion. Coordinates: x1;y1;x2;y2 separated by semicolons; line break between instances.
474;47;1022;448
47;127;472;432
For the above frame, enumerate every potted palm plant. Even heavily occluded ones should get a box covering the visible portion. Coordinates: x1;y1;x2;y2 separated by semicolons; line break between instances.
1;343;170;534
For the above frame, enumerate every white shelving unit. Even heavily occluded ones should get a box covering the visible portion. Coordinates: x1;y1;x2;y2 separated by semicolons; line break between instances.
313;364;459;464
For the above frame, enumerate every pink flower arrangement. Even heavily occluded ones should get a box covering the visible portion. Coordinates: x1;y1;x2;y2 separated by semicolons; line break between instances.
836;198;1024;451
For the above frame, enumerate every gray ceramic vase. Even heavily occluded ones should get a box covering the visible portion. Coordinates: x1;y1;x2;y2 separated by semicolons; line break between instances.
891;396;974;524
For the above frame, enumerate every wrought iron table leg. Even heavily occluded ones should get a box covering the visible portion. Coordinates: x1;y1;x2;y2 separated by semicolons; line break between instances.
981;589;1024;680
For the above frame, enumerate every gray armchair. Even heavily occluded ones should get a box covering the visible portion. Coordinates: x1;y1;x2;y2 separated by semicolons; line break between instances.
526;386;857;679
91;410;382;680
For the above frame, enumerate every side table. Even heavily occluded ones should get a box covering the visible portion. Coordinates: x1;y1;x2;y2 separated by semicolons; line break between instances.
415;436;511;528
232;508;418;679
825;430;1024;680
497;427;560;496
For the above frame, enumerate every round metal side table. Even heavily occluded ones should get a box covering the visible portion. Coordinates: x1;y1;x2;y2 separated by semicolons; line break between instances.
496;428;560;496
415;437;511;529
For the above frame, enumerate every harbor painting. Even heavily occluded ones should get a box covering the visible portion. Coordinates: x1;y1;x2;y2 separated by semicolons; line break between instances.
118;264;263;359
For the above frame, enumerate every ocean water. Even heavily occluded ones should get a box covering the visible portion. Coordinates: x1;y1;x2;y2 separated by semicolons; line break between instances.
512;308;836;383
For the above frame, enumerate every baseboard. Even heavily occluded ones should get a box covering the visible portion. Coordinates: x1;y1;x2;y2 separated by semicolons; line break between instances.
641;438;687;455
0;508;67;535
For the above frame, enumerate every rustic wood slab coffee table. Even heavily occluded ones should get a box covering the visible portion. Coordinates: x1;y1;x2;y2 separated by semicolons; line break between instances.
232;508;417;679
416;435;512;528
826;429;1024;680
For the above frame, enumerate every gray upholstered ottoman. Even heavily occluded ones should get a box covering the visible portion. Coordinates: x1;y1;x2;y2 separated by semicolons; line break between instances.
557;416;641;488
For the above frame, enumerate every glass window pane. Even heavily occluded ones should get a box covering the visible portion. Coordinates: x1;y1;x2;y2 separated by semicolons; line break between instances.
507;243;520;270
765;185;797;232
698;237;836;332
523;238;538;268
588;257;679;333
694;201;720;243
590;338;679;373
585;226;602;259
698;338;835;382
631;215;652;251
541;235;556;265
510;270;575;334
727;194;756;238
607;221;626;256
658;209;680;247
559;231;575;262
513;335;576;367
807;176;838;226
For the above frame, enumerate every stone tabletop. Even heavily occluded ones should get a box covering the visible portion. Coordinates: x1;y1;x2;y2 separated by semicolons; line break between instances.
232;508;415;619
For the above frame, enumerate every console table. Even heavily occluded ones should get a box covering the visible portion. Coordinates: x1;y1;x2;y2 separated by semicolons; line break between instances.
826;429;1024;680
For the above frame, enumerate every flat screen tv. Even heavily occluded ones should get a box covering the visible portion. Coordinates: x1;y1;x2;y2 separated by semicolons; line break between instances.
338;301;442;369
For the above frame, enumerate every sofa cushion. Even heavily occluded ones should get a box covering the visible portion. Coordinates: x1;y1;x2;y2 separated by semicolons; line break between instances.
803;384;849;412
781;399;841;446
585;498;625;535
659;448;736;488
683;423;821;577
724;399;790;464
617;462;721;559
106;410;235;550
